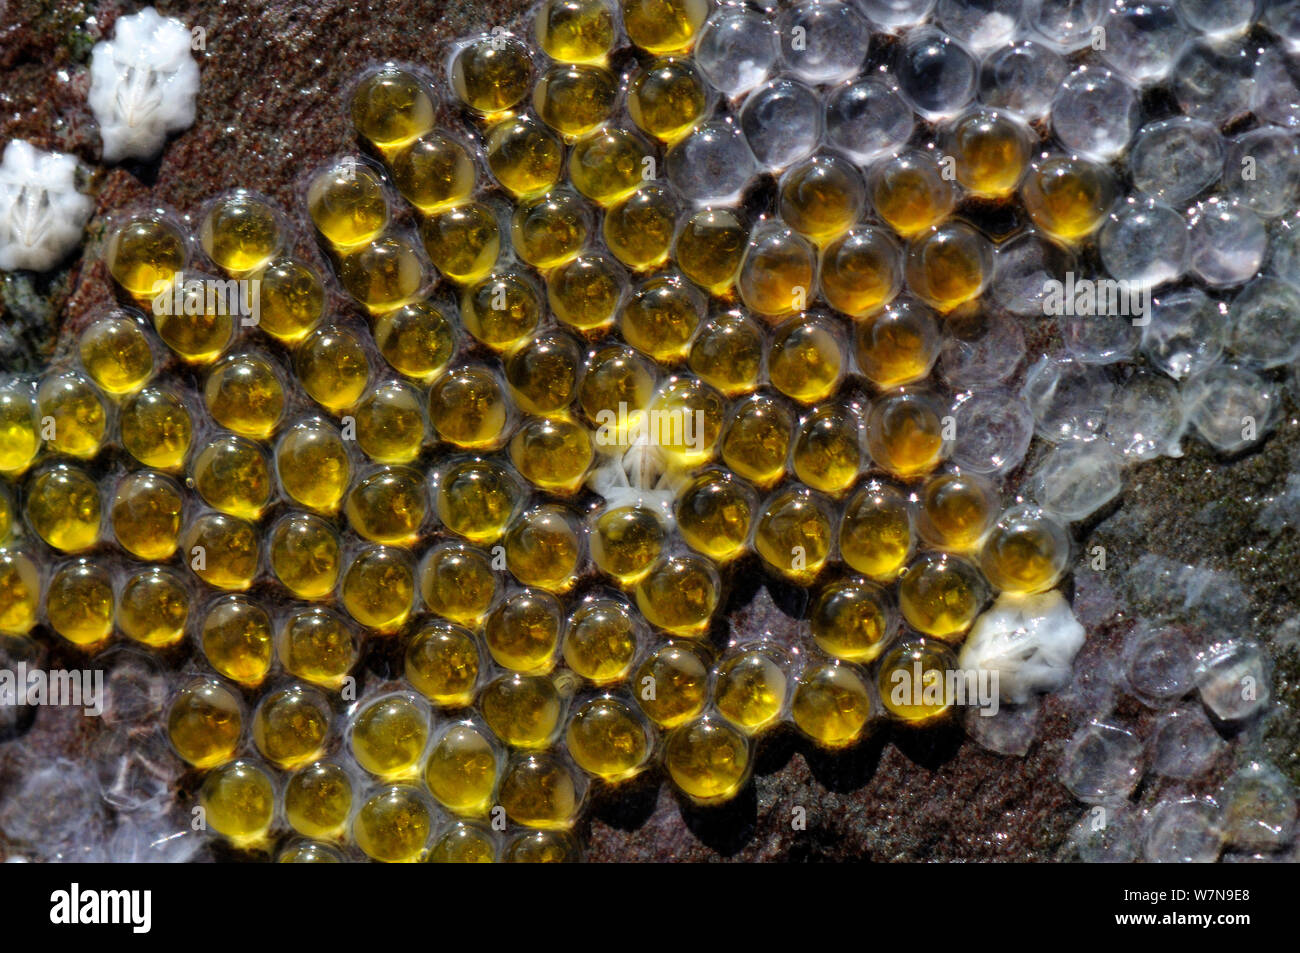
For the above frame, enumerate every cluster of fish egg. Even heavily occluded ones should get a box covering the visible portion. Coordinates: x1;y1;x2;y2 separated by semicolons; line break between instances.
1;0;1296;862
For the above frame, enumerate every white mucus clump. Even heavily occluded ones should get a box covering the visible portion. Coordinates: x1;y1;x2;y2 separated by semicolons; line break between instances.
0;141;93;272
88;7;200;163
959;589;1086;704
586;442;677;520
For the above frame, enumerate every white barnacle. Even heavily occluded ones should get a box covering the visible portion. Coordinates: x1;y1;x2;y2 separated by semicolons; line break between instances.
0;140;94;272
88;7;200;163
